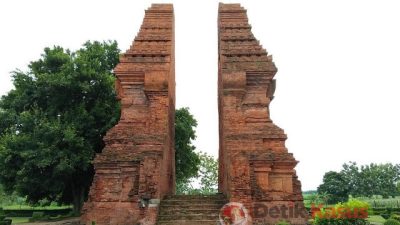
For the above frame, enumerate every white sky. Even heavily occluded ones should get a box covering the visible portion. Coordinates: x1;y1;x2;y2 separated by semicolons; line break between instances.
1;0;399;191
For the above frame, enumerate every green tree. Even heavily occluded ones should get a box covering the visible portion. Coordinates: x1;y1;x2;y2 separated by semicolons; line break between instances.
341;161;362;197
197;152;218;194
342;162;400;198
174;108;218;195
318;162;400;204
175;107;201;186
176;152;218;195
318;191;331;207
308;193;321;205
359;163;400;198
0;41;120;214
317;171;349;204
176;180;197;195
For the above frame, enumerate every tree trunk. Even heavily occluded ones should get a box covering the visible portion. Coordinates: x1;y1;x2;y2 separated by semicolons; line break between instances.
72;185;85;216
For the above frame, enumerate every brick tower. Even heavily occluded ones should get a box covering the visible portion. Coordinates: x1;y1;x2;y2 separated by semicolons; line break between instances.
81;4;175;225
218;3;307;224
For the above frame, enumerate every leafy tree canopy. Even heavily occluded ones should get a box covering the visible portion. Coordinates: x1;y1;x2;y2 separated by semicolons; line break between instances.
0;41;211;213
317;171;349;204
0;41;120;213
318;162;400;204
197;152;218;194
175;107;201;185
176;152;218;195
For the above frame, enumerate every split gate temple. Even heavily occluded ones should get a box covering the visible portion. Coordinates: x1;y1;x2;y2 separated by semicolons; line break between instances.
81;3;307;225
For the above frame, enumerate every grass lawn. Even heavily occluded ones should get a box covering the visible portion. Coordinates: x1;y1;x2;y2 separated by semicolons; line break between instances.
8;217;29;224
367;215;386;224
3;205;71;210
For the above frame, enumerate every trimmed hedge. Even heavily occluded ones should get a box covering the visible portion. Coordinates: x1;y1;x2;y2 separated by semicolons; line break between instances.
0;208;11;225
374;208;400;214
384;219;400;225
307;207;400;217
314;218;369;225
391;214;400;221
3;208;72;217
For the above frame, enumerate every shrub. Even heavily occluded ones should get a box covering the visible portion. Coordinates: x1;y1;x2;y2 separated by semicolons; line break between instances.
313;199;370;225
0;208;11;225
29;211;50;222
0;220;12;225
276;220;290;225
383;214;392;219
0;220;11;225
336;199;370;216
391;214;400;222
314;217;369;225
32;211;45;219
373;208;400;219
0;208;5;220
384;219;400;225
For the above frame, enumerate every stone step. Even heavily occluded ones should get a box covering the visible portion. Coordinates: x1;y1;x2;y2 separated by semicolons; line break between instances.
163;194;225;200
160;199;227;205
157;213;219;221
158;203;223;210
157;220;219;225
156;194;227;225
159;208;222;215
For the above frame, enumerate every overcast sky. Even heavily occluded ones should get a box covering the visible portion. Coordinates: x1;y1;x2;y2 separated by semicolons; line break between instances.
1;0;399;191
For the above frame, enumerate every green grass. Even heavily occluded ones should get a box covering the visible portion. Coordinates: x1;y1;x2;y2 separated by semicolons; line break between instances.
367;215;386;224
357;196;400;208
8;215;77;224
2;205;72;210
302;193;400;209
8;217;29;224
309;216;386;225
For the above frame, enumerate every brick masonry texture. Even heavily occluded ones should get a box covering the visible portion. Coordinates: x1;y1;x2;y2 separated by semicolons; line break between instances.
80;4;175;225
81;3;307;225
218;3;308;224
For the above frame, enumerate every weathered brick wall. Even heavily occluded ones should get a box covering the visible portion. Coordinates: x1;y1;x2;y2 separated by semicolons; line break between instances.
81;4;175;225
218;3;307;224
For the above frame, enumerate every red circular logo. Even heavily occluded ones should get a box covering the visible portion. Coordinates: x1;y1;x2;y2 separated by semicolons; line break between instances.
219;202;250;225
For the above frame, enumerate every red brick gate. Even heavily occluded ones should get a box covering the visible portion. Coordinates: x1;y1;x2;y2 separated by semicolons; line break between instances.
218;3;307;224
81;4;175;225
81;3;307;225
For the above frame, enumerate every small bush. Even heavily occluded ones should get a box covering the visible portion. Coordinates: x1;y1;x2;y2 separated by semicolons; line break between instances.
0;220;12;225
0;208;11;225
276;220;290;225
29;211;50;222
383;214;392;219
313;199;370;225
336;199;370;215
384;219;400;225
314;218;369;225
391;214;400;222
0;208;6;221
32;211;45;219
